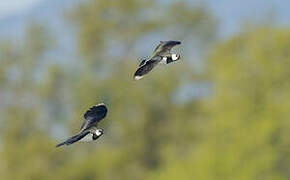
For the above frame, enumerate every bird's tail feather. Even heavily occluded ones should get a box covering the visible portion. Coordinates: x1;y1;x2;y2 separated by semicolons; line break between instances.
56;131;90;147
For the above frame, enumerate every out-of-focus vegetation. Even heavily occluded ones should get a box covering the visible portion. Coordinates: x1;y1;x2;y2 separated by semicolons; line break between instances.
0;0;290;179
154;28;290;180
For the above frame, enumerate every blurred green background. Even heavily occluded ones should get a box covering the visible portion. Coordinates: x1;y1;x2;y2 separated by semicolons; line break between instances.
0;0;290;179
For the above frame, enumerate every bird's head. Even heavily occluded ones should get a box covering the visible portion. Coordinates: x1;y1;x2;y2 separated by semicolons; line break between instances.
95;128;104;136
171;53;180;61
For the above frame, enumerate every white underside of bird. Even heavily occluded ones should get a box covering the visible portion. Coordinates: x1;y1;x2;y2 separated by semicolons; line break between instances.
161;53;179;64
80;134;94;142
80;129;103;142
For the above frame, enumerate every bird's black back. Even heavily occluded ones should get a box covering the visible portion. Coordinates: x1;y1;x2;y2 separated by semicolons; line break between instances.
84;104;107;121
80;103;108;131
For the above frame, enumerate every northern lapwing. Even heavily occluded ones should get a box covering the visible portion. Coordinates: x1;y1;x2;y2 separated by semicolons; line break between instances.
56;103;107;147
134;40;181;80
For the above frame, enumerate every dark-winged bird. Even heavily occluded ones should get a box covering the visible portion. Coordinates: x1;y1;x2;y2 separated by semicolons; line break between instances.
134;40;181;80
56;103;107;147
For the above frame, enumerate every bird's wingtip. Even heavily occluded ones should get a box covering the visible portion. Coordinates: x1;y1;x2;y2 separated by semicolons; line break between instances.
56;142;66;148
134;75;143;80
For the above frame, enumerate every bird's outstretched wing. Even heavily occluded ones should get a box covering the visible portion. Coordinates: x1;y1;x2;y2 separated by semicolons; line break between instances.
80;103;108;131
139;59;147;67
56;130;90;147
134;59;159;80
152;40;181;57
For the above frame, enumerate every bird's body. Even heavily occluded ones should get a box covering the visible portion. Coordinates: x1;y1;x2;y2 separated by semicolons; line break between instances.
79;129;103;142
56;103;107;147
134;40;181;80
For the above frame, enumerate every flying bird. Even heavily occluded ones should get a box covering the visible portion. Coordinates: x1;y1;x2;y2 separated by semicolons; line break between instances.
56;103;107;147
134;40;181;80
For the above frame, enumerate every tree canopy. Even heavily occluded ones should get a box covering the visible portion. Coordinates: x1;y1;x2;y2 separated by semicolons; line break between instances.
0;0;290;179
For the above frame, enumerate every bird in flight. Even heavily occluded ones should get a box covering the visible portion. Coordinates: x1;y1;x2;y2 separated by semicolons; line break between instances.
56;103;107;147
133;40;181;80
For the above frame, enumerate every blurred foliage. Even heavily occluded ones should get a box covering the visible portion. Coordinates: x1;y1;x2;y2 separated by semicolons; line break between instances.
152;28;290;180
0;0;290;180
69;0;216;68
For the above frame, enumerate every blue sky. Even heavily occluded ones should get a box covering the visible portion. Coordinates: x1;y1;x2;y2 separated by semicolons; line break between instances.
206;0;290;35
0;0;289;36
0;0;45;17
